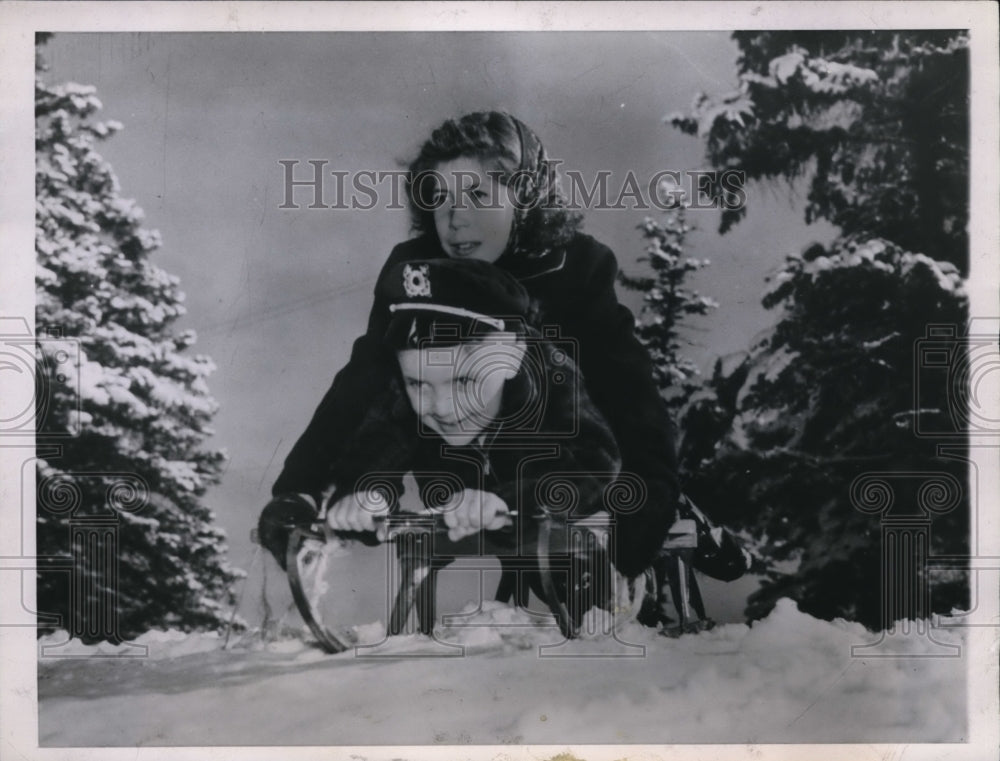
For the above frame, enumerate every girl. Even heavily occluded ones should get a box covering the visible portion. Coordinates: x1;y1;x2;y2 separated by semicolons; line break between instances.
263;112;679;580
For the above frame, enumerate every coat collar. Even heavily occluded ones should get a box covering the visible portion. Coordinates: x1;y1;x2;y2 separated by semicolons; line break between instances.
495;248;567;281
410;234;567;284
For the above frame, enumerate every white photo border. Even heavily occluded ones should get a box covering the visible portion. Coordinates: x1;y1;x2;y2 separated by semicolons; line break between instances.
2;3;997;761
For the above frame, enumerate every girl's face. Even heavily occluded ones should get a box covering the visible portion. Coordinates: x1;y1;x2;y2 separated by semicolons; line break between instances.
430;157;516;264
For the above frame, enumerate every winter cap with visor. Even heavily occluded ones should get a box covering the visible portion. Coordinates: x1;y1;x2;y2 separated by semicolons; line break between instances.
378;258;531;349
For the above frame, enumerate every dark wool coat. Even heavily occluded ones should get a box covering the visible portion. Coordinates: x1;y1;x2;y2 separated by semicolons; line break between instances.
326;337;622;526
273;232;679;577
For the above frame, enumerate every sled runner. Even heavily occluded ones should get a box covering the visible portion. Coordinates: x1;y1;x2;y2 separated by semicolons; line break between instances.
636;517;714;636
285;527;356;653
284;510;620;654
636;495;753;636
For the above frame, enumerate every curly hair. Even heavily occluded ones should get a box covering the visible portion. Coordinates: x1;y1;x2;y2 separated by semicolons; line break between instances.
405;112;582;259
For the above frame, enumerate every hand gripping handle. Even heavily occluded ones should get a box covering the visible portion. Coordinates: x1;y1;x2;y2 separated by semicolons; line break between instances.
325;510;518;545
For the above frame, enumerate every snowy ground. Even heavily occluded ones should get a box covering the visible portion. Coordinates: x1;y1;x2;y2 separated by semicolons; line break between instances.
37;597;971;749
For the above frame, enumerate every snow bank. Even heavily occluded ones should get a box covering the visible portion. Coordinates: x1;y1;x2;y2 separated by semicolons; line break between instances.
38;627;225;659
37;599;968;747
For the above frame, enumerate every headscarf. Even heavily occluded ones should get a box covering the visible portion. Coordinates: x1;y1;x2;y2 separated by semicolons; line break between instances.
505;114;566;260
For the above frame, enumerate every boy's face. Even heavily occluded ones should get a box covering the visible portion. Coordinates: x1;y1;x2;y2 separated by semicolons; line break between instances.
430;157;516;264
397;340;520;446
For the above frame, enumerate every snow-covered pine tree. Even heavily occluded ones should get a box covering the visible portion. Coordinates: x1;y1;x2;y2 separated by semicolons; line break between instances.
668;31;970;628
35;35;242;640
670;31;969;273
618;203;718;418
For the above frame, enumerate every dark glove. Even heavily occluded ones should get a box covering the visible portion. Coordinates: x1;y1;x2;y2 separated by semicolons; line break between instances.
257;493;319;570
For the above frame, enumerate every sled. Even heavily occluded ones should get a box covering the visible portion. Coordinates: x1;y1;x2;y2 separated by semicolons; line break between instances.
284;511;622;654
274;492;749;652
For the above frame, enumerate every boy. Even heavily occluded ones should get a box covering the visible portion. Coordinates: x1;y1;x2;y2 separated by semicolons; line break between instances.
259;259;623;590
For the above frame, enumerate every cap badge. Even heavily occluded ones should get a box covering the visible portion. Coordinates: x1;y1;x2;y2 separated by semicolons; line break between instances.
402;263;432;298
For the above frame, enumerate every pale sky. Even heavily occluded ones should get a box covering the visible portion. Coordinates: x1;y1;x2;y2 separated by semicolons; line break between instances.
42;32;837;619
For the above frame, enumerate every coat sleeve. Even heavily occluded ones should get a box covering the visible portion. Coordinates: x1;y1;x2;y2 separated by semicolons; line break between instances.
489;345;622;524
318;376;417;513
270;242;416;501
568;239;681;577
